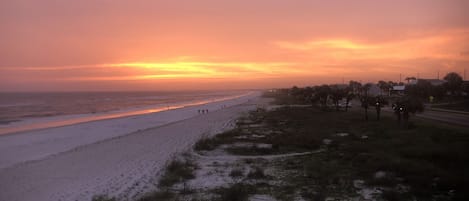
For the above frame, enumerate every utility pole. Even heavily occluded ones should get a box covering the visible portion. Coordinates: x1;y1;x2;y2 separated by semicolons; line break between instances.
399;73;402;83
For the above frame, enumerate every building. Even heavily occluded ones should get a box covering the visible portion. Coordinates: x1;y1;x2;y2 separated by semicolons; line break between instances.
390;85;406;95
408;78;447;86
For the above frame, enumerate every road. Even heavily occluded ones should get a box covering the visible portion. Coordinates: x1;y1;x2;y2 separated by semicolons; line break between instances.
382;107;469;127
415;109;469;127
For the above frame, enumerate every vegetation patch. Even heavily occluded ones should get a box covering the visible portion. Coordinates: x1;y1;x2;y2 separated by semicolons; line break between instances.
91;195;116;201
229;169;244;178
194;136;219;151
137;190;175;201
247;167;266;179
193;130;244;151
213;183;256;201
225;145;274;156
270;106;469;200
158;158;197;188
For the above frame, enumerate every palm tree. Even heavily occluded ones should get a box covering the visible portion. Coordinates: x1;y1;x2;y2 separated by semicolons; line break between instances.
405;77;417;84
377;80;391;96
360;84;372;120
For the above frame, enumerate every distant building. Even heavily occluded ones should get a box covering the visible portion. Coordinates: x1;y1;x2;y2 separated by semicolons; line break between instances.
391;85;406;95
408;78;447;86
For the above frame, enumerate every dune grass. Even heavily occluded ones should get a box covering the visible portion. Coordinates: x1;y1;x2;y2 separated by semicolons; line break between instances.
212;183;255;201
266;106;469;200
158;158;197;188
91;195;116;201
137;190;175;201
195;105;469;200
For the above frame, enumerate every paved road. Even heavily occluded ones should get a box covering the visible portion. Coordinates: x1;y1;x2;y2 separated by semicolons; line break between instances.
383;107;469;127
415;110;469;127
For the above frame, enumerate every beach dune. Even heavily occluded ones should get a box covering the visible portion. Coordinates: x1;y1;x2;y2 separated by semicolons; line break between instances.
0;92;262;201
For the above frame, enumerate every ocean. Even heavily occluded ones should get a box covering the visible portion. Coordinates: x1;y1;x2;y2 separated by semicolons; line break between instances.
0;90;248;134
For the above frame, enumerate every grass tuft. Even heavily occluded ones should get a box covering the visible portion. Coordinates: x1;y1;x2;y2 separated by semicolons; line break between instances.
158;158;197;188
194;136;218;151
91;195;116;201
137;190;175;201
214;183;254;201
247;167;266;179
229;169;244;178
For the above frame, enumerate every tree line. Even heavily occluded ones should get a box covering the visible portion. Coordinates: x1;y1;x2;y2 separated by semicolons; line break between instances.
265;72;467;129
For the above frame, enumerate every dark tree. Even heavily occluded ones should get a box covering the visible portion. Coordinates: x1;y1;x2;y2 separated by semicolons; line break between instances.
443;72;463;96
290;86;301;99
387;81;397;87
314;85;331;109
393;96;424;128
405;77;417;84
303;86;314;103
377;80;391;96
462;82;469;95
360;84;372;120
373;96;387;120
349;80;362;95
344;90;354;112
405;79;432;99
330;85;346;111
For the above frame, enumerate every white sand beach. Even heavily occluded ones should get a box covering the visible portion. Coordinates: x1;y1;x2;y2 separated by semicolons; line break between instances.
0;92;264;201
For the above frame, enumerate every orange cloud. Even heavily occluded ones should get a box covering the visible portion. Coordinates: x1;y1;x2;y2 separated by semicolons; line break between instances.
4;61;303;83
275;29;469;61
275;39;378;51
107;61;301;80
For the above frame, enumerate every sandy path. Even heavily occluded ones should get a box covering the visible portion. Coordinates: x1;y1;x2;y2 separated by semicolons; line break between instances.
0;94;265;201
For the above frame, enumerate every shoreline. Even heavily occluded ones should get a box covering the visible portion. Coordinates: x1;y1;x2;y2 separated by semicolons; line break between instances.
0;91;255;136
0;92;260;170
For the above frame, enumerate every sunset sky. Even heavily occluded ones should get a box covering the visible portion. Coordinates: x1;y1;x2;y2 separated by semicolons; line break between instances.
1;0;468;91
